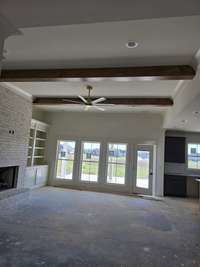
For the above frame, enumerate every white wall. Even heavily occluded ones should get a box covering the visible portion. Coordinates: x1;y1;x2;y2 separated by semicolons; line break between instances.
32;107;48;122
45;111;165;196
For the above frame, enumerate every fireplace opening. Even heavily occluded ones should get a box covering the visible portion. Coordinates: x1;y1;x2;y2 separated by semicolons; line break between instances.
0;166;18;191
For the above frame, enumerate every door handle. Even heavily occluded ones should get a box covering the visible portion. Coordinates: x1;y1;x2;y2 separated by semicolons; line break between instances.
149;172;153;176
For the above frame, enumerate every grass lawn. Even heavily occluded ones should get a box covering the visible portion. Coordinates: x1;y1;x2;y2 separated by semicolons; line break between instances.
188;160;200;169
57;159;149;179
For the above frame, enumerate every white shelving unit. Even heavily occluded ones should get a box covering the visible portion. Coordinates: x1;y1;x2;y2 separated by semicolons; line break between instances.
25;119;49;189
27;119;49;166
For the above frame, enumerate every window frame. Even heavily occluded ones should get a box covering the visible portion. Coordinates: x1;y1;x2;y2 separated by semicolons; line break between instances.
187;143;200;170
55;140;76;180
106;142;128;185
79;141;101;183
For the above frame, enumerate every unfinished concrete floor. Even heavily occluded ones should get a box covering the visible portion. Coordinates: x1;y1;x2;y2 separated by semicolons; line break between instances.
0;187;199;267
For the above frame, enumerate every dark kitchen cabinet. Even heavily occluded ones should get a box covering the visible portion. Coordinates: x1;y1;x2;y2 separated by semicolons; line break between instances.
164;175;187;197
165;136;186;163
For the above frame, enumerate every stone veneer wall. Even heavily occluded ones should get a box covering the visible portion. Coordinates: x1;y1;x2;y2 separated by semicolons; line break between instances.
0;84;32;188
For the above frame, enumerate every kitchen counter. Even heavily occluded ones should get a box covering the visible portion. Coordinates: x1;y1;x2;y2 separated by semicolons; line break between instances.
165;173;200;178
164;173;200;198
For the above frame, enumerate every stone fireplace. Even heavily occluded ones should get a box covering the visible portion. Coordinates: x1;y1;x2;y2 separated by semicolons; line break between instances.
0;85;32;190
0;166;19;191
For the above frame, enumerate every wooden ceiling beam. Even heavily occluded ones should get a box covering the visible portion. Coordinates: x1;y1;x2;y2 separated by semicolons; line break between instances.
33;97;173;106
0;65;195;82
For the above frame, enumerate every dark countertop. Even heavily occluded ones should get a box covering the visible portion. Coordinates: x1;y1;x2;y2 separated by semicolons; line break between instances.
165;173;200;178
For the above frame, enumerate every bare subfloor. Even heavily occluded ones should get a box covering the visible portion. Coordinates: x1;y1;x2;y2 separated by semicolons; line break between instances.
0;187;199;267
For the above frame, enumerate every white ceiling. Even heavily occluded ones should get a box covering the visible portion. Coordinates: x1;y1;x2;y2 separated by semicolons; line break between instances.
163;65;200;132
10;80;179;97
1;0;200;28
3;16;200;69
164;97;200;132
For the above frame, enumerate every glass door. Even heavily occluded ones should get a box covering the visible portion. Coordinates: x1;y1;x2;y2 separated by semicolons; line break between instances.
133;145;153;195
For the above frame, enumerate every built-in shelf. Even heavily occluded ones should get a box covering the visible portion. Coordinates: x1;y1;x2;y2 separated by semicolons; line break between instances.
36;137;46;141
27;119;49;166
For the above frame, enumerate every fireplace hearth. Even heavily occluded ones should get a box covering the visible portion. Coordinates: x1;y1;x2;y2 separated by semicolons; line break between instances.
0;167;18;191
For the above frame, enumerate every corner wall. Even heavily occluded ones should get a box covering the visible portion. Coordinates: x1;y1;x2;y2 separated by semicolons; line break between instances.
45;111;165;196
0;84;32;188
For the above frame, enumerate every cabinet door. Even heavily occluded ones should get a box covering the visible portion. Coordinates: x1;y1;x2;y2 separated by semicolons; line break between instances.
24;168;36;188
165;137;186;163
164;175;186;197
35;166;48;186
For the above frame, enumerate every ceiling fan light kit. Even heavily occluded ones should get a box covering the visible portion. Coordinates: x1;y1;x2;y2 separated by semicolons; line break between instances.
77;85;107;111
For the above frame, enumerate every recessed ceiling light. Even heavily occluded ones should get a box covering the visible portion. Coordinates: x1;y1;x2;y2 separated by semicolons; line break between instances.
126;41;138;49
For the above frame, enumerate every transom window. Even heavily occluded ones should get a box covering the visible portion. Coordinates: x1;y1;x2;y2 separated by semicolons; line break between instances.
107;143;127;184
80;142;101;182
56;141;76;179
188;143;200;169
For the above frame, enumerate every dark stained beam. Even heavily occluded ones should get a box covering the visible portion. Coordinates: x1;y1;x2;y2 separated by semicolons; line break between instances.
33;97;173;106
0;65;195;82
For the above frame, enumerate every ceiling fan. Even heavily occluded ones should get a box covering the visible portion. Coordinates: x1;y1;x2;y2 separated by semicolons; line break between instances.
63;85;108;111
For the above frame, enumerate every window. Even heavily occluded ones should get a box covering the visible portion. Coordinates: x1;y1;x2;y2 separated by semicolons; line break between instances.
56;141;76;179
80;142;100;182
107;143;127;184
188;143;200;169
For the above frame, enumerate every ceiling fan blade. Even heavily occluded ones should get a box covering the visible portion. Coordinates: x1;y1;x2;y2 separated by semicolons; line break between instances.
84;105;90;111
62;99;82;104
95;103;115;106
94;105;105;112
92;97;106;104
78;95;88;104
98;104;137;110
